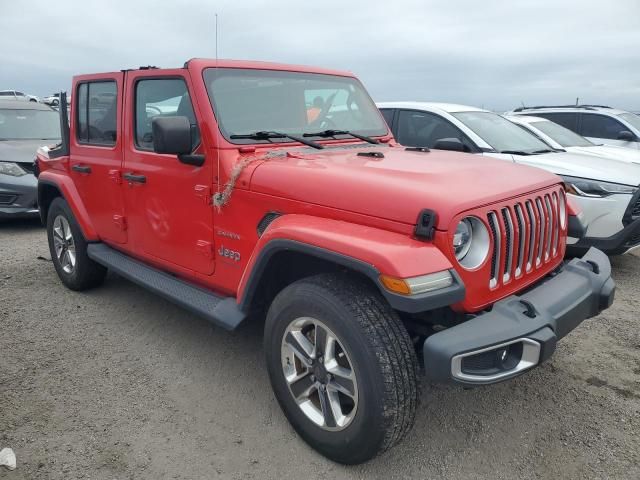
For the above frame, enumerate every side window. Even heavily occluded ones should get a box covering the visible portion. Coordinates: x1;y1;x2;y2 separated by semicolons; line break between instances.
135;78;199;151
380;109;395;128
580;114;627;140
396;110;466;149
534;112;578;132
75;80;117;146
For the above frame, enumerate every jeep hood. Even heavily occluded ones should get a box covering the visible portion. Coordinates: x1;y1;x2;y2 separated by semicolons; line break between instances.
249;146;560;229
514;150;640;186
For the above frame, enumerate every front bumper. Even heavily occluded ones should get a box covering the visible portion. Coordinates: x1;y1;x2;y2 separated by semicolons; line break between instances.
568;216;640;255
422;247;614;385
0;173;39;219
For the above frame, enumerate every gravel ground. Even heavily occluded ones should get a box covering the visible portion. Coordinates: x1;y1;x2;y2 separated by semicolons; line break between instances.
1;218;639;480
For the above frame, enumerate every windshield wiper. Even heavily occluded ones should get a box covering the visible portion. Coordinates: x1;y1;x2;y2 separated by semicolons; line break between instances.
229;131;323;149
303;129;379;144
500;150;533;156
531;149;556;154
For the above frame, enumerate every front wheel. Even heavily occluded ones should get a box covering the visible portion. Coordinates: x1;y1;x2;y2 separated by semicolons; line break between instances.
46;197;106;290
264;273;419;464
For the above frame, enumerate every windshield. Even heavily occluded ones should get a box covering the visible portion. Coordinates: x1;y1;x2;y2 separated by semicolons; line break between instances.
618;112;640;132
531;120;593;147
204;68;388;143
0;109;61;140
453;111;551;153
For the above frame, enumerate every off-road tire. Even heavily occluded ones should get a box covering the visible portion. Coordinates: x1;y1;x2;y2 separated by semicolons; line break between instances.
264;273;419;464
47;197;106;290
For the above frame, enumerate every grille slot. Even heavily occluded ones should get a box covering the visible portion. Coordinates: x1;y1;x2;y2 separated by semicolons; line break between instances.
501;208;514;283
487;212;501;288
486;188;564;289
514;204;526;277
0;194;17;205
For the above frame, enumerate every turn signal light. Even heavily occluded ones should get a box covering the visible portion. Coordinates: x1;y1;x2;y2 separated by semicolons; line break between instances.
380;270;453;296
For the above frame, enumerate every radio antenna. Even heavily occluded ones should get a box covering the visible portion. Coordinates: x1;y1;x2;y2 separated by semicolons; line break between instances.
214;13;222;204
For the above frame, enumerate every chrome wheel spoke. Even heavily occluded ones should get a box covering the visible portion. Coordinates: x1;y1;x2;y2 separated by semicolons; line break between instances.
284;331;314;367
289;373;316;400
327;371;356;398
66;247;76;267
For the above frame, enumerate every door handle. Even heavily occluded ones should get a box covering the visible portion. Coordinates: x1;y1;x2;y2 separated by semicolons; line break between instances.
123;172;147;184
71;164;91;174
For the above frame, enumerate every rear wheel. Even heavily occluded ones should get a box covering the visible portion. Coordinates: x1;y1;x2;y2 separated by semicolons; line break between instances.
264;273;419;464
47;197;106;290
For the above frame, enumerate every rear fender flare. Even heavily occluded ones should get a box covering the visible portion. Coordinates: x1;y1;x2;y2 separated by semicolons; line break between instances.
38;172;98;240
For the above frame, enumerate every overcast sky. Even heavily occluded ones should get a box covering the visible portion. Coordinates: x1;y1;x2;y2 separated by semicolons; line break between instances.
2;0;639;111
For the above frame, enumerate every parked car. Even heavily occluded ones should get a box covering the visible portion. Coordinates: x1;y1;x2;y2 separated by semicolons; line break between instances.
0;90;39;102
0;100;60;218
36;61;614;464
378;102;640;255
507;114;640;164
42;93;70;107
509;105;640;150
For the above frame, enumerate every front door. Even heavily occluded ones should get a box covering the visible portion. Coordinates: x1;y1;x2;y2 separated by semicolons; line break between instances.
121;70;215;275
70;74;127;244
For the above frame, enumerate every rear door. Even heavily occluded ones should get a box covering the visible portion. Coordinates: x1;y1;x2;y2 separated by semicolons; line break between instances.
579;113;639;149
70;74;127;244
121;70;215;275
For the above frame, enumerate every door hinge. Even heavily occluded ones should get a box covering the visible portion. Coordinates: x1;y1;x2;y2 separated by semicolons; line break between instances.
194;184;212;205
196;240;214;258
113;215;127;230
109;169;122;184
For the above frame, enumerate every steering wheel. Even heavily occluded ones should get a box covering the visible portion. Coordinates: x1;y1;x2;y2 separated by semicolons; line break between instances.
309;92;338;128
146;106;162;116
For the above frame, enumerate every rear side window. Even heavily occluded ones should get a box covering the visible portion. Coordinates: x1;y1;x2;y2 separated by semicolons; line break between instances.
533;112;579;132
75;80;117;146
580;114;628;140
134;78;199;151
380;109;395;128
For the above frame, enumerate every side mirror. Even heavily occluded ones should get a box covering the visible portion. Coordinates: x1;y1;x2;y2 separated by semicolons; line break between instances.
433;137;465;152
152;116;192;155
617;130;636;141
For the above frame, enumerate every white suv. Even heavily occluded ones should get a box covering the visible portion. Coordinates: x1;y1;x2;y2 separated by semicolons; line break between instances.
509;105;640;150
377;102;640;255
507;115;640;164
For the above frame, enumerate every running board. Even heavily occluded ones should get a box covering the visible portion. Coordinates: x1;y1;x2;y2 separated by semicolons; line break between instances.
87;243;245;330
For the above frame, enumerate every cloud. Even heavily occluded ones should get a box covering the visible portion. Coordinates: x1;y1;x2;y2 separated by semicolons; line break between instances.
2;0;639;111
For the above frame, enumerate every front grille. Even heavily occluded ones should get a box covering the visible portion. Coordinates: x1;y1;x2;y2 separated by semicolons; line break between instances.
487;188;565;289
0;194;17;205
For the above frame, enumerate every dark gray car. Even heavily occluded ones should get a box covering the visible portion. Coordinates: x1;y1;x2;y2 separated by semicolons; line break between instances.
0;100;60;219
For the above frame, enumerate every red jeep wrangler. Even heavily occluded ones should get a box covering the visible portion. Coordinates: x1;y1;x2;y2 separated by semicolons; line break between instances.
35;59;615;464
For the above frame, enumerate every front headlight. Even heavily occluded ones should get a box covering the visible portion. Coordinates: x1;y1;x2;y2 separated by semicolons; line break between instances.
453;216;490;269
561;175;638;197
0;162;27;177
453;218;472;260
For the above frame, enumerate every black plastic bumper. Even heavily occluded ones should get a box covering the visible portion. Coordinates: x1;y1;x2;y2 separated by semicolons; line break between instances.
422;248;615;385
567;217;640;256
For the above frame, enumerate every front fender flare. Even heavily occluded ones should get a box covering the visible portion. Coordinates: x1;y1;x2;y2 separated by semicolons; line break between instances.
237;215;465;314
